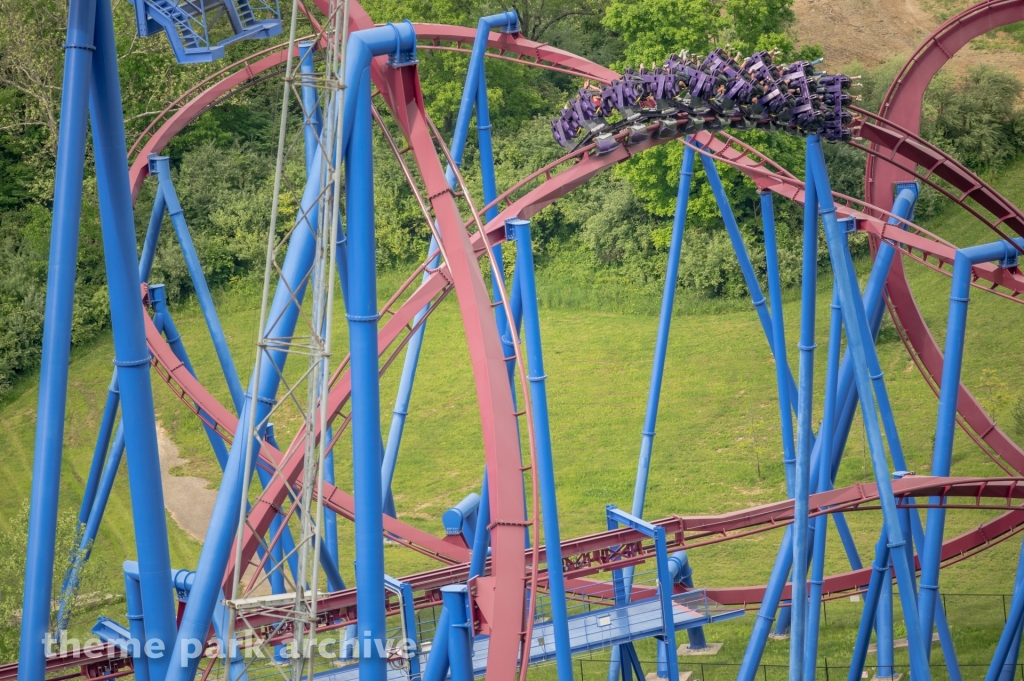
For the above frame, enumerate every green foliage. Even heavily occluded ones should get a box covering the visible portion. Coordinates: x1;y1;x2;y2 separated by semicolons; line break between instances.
723;0;792;45
0;505;92;662
602;0;723;67
922;65;1024;173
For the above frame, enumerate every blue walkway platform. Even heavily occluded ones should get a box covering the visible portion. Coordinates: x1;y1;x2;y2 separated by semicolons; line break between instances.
316;589;744;680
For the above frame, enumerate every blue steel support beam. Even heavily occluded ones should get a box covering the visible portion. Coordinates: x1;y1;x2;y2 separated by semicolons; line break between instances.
610;145;695;681
89;0;179;672
123;562;151;681
737;538;795;679
323;425;339;565
793;194;915;659
469;472;491;579
341;24;418;681
60;167;254;630
80;379;120;525
920;236;1024;654
698;150;798;409
81;176;164;529
508;217;573;681
761;190;797;496
299;41;323;173
18;0;98;669
744;186;915;681
443;586;474;681
848;532;893;681
877;560;895;679
630;146;695;524
998;617;1024;681
138;183;166;285
393;578;421;680
791;141;819;680
151;285;232;466
606;507;680;681
381;236;439;504
807;136;930;681
803;281;841;681
422;607;451;681
986;536;1024;681
656;552;707;676
151;155;244;414
763;185;797;644
444;10;518;189
166;15;363;671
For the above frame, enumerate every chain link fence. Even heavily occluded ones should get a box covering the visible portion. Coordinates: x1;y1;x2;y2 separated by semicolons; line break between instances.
564;593;1024;681
574;659;1024;681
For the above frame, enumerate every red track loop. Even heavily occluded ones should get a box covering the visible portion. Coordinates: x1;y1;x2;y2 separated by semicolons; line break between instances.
864;0;1024;506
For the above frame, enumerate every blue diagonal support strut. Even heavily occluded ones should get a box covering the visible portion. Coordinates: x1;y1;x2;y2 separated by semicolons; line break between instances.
807;135;931;681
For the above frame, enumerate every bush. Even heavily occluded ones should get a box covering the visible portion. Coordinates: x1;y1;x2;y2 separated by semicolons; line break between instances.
0;505;92;663
922;65;1024;173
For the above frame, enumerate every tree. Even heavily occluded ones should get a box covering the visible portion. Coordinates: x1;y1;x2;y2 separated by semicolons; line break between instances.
511;0;609;42
602;0;723;67
0;505;92;663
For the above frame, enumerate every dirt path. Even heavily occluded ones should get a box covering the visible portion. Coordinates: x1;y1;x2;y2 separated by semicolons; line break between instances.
793;0;1024;80
156;422;217;543
793;0;937;68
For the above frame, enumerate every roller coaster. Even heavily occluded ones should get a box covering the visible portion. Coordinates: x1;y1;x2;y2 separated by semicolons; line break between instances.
8;0;1024;681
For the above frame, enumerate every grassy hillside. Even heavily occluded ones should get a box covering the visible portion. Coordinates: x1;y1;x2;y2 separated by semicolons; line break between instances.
2;156;1024;675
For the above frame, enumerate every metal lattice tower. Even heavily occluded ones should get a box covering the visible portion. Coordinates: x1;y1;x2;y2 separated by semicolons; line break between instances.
225;1;350;678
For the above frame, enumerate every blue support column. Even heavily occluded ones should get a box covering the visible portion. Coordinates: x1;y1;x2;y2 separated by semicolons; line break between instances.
508;217;573;681
698;150;798;409
610;145;695;681
123;562;151;681
738;528;795;681
654;527;680;681
168;51;333;681
792;143;819;679
761;190;797;496
657;551;707;674
299;41;323;172
468;472;491;579
90;0;179;673
80;173;164;529
443;586;474;681
381;236;439;504
807;135;930;681
631;146;695;522
80;378;120;525
18;0;98;670
422;607;451;681
848;532;893;681
323;426;339;566
151;155;244;413
138;184;166;285
444;11;518;189
985;536;1024;681
340;24;418;681
877;561;895;679
607;506;679;681
920;236;1024;652
150;285;232;467
804;281;841;681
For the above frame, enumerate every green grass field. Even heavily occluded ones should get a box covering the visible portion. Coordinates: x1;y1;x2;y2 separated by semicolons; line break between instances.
2;157;1024;677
